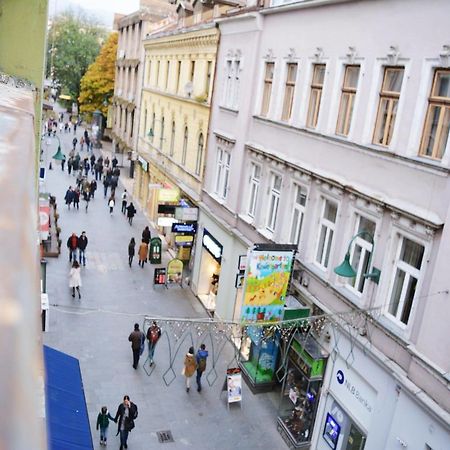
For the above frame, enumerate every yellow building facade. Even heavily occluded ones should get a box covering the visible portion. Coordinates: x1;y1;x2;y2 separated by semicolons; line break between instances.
135;20;219;258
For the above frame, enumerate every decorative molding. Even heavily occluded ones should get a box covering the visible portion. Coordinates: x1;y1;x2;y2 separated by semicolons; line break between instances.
386;45;400;65
345;46;357;64
263;48;275;61
313;47;324;63
439;44;450;68
285;47;297;61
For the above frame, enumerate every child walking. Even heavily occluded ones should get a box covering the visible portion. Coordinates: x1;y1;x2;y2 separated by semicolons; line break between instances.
96;406;115;446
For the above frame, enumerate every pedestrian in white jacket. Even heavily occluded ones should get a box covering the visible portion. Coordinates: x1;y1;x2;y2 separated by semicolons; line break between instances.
69;260;82;299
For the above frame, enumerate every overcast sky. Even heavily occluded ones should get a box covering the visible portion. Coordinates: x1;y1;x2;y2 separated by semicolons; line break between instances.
49;0;140;26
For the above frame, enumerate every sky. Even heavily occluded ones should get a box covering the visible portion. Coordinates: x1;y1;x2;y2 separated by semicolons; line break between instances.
49;0;140;27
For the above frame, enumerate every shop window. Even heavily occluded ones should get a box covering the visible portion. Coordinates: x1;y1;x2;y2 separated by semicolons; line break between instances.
373;67;404;146
281;63;298;121
306;64;326;129
336;65;360;137
345;215;376;296
315;199;338;269
386;236;424;325
261;62;274;117
419;69;450;160
289;184;307;246
266;173;282;232
247;163;261;218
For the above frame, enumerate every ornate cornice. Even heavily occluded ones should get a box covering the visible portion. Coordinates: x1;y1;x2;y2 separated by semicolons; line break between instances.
115;59;140;69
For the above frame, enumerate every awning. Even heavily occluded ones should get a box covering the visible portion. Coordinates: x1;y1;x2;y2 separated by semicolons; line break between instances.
44;346;93;450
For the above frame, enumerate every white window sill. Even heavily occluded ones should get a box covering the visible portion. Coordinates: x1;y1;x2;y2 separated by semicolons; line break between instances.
210;192;227;206
257;227;275;240
238;213;255;225
219;105;239;115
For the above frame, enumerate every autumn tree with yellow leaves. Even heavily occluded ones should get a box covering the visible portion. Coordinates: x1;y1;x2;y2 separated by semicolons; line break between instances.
78;32;118;117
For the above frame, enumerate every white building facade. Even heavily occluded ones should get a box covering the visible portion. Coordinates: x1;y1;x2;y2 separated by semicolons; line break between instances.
193;0;450;448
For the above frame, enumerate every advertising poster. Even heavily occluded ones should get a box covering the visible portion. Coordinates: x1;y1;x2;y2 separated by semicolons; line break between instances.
226;368;242;403
240;250;294;322
167;258;183;285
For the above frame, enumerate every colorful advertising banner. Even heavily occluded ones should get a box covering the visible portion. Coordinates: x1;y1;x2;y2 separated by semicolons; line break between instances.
226;368;242;403
167;258;183;286
240;249;294;322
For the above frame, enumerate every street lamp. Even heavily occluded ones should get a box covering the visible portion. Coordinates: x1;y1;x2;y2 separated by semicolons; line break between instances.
334;231;381;283
51;134;65;161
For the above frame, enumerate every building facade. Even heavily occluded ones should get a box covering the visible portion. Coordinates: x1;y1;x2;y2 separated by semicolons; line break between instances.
112;0;174;167
195;0;450;448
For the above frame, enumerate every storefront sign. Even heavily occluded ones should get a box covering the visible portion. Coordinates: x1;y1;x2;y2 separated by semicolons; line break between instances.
39;204;50;240
157;217;177;227
329;359;377;428
175;207;198;221
138;156;148;172
158;204;176;215
202;229;223;263
167;258;183;286
148;183;162;189
226;368;242;403
158;188;179;202
175;235;194;247
240;249;294;322
153;267;166;286
171;222;197;234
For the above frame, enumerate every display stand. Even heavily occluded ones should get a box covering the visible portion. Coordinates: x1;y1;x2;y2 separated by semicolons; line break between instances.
221;368;242;410
166;258;183;288
153;267;167;289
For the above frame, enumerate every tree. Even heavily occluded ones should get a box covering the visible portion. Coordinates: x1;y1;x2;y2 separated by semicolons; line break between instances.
47;11;105;107
78;32;118;116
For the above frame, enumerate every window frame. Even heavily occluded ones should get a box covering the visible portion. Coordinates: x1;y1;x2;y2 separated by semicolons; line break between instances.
336;65;360;137
306;64;326;129
261;62;275;117
288;183;307;246
195;133;204;176
372;66;405;147
170;121;175;157
314;198;338;270
182;126;188;165
419;68;450;160
214;148;231;200
159;116;165;151
281;62;298;122
266;173;282;232
247;163;261;218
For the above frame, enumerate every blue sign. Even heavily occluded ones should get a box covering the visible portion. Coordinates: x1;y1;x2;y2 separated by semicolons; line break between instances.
171;222;197;234
323;413;341;450
336;370;344;384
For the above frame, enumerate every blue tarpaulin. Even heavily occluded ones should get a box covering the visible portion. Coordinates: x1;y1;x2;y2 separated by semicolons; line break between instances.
44;345;93;450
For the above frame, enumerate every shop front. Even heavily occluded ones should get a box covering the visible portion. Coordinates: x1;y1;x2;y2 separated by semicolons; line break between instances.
277;333;327;448
134;155;149;211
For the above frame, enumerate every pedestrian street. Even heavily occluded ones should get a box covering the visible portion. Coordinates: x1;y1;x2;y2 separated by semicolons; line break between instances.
42;123;286;450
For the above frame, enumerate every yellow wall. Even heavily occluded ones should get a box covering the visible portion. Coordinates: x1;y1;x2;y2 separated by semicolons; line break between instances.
137;25;219;211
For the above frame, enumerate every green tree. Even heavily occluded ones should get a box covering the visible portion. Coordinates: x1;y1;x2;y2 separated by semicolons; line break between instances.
78;32;118;116
47;11;105;107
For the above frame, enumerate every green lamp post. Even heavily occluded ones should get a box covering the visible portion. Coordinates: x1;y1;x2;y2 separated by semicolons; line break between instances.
334;230;381;283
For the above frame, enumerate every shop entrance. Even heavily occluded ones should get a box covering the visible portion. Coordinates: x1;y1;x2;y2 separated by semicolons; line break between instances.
197;248;221;314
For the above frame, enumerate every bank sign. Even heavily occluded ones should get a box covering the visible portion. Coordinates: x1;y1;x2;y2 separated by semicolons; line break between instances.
329;360;377;429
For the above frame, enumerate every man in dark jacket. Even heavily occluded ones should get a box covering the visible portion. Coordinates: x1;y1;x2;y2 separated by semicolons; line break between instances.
77;231;88;266
67;233;78;262
195;344;209;392
114;395;138;450
128;323;144;369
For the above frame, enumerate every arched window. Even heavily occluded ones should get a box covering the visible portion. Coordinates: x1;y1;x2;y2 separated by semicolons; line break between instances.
160;116;165;151
195;133;204;175
170;121;175;156
182;126;188;165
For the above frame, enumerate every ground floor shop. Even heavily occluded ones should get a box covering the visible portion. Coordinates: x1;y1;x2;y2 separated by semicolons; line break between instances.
191;208;249;320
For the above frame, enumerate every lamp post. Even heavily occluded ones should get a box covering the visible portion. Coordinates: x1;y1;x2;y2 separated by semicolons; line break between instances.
334;231;381;283
49;134;65;169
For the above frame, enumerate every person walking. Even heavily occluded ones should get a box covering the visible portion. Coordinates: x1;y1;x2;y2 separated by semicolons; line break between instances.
73;188;80;210
126;202;136;225
96;406;115;446
112;156;118;168
90;179;97;199
104;156;110;168
142;226;151;245
195;344;209;392
61;154;66;172
90;154;96;174
108;195;115;214
78;231;88;266
128;237;135;267
146;321;161;366
73;122;77;134
114;395;138;450
183;347;197;393
64;187;74;209
128;323;145;369
67;232;78;262
121;190;128;214
72;136;78;150
69;260;82;299
67;157;73;175
138;239;148;268
103;177;109;198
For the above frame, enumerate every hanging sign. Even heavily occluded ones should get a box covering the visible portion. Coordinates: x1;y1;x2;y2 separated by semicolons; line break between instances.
153;267;166;286
226;368;242;403
171;222;197;234
167;258;183;286
175;207;198;221
138;156;148;172
202;229;223;263
175;235;194;247
149;237;162;264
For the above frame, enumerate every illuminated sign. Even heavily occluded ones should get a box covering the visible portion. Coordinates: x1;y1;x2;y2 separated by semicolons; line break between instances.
171;223;197;234
202;229;222;263
158;188;179;202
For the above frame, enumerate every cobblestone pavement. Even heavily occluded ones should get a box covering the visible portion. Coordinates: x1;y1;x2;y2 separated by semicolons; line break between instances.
42;121;285;450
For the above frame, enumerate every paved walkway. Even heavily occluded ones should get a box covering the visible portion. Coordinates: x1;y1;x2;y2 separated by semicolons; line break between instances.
42;123;285;450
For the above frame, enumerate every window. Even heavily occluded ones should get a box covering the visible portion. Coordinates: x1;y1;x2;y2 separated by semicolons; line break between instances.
306;64;326;128
336;65;360;136
190;60;196;83
196;133;204;175
266;174;282;232
164;60;169;90
346;216;376;295
170;121;175;157
261;62;274;117
232;60;240;108
247;163;261;218
215;148;231;199
419;69;450;160
130;111;134;138
315;199;337;268
182;126;188;165
387;236;424;325
175;60;181;95
146;59;151;86
224;60;233;104
289;184;307;245
373;67;404;146
156;60;160;87
281;63;298;121
205;61;213;99
160;116;165;151
150;112;155;142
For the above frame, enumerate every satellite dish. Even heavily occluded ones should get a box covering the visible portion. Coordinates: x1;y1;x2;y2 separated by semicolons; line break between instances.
184;81;193;97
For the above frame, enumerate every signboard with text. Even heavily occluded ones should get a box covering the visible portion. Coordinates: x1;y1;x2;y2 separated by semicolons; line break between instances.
171;222;197;234
202;229;223;263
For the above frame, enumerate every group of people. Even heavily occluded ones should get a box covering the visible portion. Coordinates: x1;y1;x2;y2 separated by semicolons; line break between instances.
67;231;88;298
127;226;151;268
